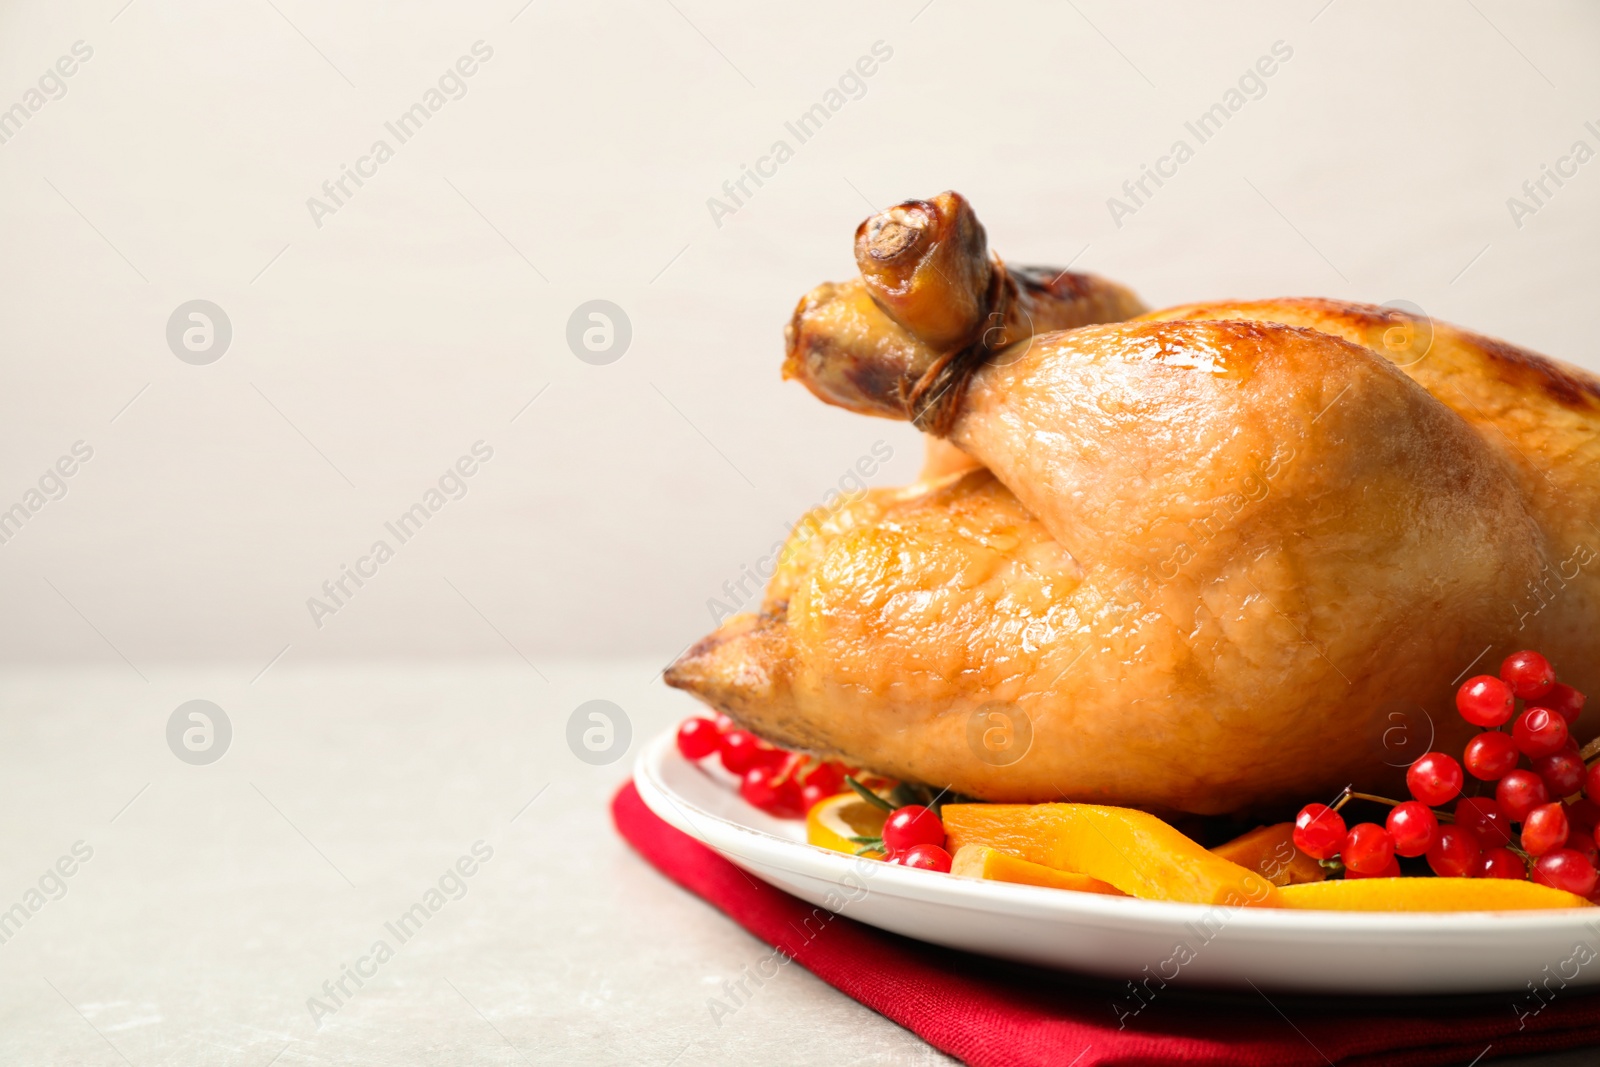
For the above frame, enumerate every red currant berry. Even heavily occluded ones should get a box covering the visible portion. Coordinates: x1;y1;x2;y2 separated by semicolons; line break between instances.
676;717;722;761
1476;847;1527;880
719;729;766;775
1532;849;1599;897
1456;675;1515;727
1407;752;1464;806
1386;801;1439;858
1463;731;1521;782
799;760;845;797
1495;769;1551;822
896;843;953;872
1346;856;1402;879
1342;823;1396;875
1293;803;1347;860
1513;706;1569;758
1569;831;1600;869
777;784;805;818
799;782;832;814
1543;683;1587;725
773;755;808;812
739;764;785;812
1522;802;1570;857
882;805;946;853
712;712;735;733
1566;798;1600;836
1456;797;1513;847
1501;650;1557;701
1426;824;1482;877
1586;763;1600;806
1534;751;1586;799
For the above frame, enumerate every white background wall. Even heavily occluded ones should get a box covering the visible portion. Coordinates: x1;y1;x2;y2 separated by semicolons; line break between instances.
0;0;1596;672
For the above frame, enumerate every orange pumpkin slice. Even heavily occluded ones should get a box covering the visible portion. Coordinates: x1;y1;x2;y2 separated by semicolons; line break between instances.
942;803;1281;907
1211;823;1327;886
951;845;1126;895
1278;877;1592;911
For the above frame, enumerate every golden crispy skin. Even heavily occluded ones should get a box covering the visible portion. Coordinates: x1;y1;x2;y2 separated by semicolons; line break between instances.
1143;299;1600;634
919;436;983;480
672;470;1072;758
669;319;1555;815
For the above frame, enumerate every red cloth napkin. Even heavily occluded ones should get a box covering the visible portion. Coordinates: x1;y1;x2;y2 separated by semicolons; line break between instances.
613;781;1600;1067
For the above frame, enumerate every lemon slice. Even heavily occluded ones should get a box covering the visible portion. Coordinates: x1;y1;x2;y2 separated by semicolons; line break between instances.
806;792;888;857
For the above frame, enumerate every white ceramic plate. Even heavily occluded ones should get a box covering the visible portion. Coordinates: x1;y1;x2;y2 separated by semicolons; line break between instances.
634;729;1600;995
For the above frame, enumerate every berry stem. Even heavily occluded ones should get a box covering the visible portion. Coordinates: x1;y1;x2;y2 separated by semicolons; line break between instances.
1332;787;1455;823
1580;736;1600;763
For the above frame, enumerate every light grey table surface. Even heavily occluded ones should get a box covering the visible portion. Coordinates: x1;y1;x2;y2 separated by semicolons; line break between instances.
0;659;1593;1067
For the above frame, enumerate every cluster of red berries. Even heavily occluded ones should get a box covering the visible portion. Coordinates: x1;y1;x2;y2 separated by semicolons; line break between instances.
676;715;852;818
1294;650;1597;897
873;802;954;873
677;715;957;872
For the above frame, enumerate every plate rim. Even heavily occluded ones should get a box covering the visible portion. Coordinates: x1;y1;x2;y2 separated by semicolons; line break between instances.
633;728;1600;937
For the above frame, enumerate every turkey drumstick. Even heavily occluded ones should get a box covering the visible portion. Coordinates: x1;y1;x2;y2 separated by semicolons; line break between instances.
783;191;1146;427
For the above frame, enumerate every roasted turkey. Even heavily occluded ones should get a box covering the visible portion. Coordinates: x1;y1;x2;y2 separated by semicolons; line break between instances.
666;192;1600;816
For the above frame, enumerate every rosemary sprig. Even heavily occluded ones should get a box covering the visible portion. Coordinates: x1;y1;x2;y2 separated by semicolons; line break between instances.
847;834;886;856
846;775;895;812
889;782;924;810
